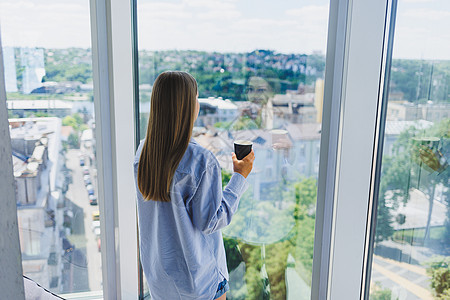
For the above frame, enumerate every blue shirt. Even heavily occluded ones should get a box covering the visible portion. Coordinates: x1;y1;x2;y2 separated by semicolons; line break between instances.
134;139;248;300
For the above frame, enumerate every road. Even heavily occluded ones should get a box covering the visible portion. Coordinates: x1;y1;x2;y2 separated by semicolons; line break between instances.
62;148;102;293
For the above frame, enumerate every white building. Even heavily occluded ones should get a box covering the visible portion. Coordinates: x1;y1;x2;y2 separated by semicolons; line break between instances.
387;101;450;123
286;123;322;177
195;122;321;179
2;47;18;92
7;100;73;118
383;120;433;156
196;97;239;127
10;117;64;291
20;48;46;94
271;92;318;125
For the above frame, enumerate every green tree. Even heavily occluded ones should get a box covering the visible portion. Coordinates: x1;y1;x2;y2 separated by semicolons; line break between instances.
222;174;317;299
369;282;392;300
8;111;20;119
62;113;84;131
389;59;450;102
375;119;450;244
62;113;87;149
418;120;450;244
67;132;79;148
214;121;233;130
33;112;50;117
426;256;450;299
62;115;78;128
221;169;232;187
376;151;411;242
42;48;93;84
375;126;424;242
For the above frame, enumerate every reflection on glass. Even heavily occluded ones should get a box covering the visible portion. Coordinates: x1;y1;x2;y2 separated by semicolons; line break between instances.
369;1;450;299
137;0;329;298
1;1;102;296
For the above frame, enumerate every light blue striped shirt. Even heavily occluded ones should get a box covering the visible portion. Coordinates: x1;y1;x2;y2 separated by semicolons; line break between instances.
134;139;248;300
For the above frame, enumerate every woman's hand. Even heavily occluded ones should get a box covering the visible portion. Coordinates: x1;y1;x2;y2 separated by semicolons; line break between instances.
232;150;255;178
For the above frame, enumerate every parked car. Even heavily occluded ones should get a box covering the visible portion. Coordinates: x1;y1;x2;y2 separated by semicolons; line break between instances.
83;166;90;176
91;220;100;233
89;195;97;205
92;211;100;221
93;227;101;237
83;174;91;184
86;184;95;195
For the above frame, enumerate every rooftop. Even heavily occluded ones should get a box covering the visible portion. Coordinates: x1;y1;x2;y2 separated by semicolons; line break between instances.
7;100;73;110
385;120;433;136
198;97;237;110
10;117;58;138
11;118;62;208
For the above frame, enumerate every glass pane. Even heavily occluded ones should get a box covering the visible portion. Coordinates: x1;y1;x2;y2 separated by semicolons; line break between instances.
369;1;450;299
0;1;103;296
137;1;330;299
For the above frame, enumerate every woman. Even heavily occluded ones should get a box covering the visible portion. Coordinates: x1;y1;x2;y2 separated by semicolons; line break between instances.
134;71;254;299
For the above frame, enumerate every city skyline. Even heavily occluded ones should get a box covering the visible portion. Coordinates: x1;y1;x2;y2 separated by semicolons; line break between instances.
0;0;449;59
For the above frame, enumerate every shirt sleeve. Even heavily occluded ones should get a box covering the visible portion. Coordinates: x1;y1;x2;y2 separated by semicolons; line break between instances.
189;163;248;235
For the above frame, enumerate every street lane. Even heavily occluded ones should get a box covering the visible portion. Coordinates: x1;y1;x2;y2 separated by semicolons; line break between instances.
64;148;102;292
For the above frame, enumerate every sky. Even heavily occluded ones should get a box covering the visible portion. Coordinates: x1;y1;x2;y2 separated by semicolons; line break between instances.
0;0;449;59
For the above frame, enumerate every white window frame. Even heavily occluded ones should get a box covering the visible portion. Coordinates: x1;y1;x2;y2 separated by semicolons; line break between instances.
312;0;396;298
92;0;396;298
0;0;397;298
0;1;139;298
90;0;138;299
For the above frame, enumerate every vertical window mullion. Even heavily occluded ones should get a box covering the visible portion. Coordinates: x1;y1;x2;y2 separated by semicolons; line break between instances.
326;0;390;298
90;0;138;298
311;0;350;298
90;0;119;298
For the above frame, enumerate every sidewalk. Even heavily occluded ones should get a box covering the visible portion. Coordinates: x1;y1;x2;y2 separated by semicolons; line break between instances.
371;255;433;299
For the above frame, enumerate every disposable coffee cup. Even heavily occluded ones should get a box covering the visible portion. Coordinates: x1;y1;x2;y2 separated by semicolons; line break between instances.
234;140;253;160
411;137;440;151
272;129;292;149
272;129;289;144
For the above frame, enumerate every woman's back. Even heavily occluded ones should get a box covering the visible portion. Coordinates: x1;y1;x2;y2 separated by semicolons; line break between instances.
134;71;254;300
134;139;248;300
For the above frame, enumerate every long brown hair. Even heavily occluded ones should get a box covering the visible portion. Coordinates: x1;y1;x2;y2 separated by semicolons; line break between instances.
138;71;198;201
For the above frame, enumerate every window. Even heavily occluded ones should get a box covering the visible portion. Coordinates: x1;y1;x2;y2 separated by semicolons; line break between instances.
368;0;450;299
1;1;103;297
300;144;306;157
136;0;330;298
3;0;439;298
